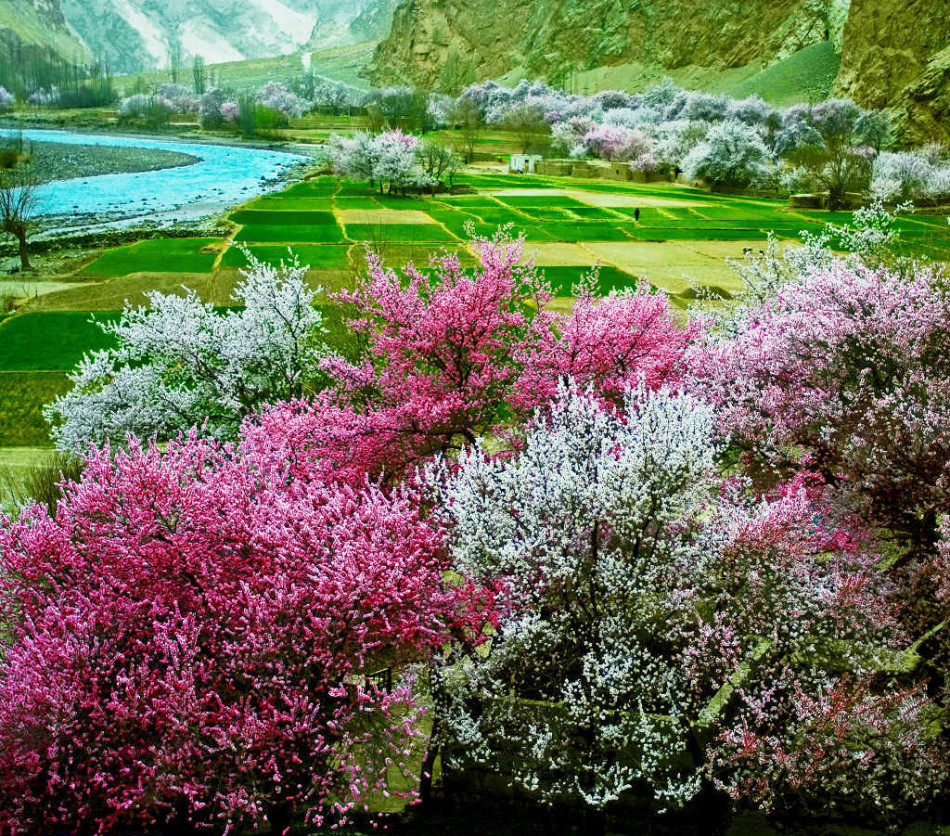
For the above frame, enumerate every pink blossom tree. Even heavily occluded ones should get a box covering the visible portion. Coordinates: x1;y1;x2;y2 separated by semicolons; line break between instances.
693;261;950;553
246;232;696;487
514;272;699;411
581;124;653;162
692;261;950;702
0;434;485;834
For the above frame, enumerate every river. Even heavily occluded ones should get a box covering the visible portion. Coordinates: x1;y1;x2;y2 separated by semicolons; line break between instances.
1;129;308;233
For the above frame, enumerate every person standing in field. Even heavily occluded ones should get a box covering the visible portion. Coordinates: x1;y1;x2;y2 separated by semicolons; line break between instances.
634;208;640;223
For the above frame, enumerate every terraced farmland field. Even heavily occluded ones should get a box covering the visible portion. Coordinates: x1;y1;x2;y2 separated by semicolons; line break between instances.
3;169;949;451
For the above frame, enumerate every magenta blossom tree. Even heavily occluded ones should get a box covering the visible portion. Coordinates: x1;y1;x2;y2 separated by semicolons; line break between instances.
0;434;489;835
245;232;696;487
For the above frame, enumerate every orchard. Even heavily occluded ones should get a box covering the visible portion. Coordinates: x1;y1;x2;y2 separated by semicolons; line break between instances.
4;223;950;835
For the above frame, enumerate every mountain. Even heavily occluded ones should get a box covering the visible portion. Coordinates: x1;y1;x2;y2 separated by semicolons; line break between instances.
57;0;389;74
834;0;950;142
369;0;949;139
369;0;848;90
306;0;399;52
0;0;87;62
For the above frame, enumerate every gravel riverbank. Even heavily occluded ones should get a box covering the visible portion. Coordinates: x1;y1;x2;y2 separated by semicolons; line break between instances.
20;140;199;184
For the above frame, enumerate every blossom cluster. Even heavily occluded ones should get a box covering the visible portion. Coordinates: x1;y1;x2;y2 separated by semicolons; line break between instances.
256;81;309;120
4;226;950;833
450;77;949;203
331;129;432;194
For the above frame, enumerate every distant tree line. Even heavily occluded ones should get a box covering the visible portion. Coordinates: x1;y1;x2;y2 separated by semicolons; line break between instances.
0;34;114;109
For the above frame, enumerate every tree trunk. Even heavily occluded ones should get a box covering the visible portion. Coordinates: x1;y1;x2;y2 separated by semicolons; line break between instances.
692;778;733;836
169;799;198;836
582;807;607;836
419;718;440;808
266;802;292;836
17;232;29;271
827;183;845;211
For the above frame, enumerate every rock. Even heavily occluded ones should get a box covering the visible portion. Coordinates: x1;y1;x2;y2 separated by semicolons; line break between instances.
835;0;950;144
370;0;843;88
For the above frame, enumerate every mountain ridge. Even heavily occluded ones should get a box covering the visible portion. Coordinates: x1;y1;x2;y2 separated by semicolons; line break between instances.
56;0;394;74
0;0;88;63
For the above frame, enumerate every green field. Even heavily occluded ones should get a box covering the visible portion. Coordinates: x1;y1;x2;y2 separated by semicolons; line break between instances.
3;168;949;451
0;312;118;371
80;238;221;277
0;372;72;446
560;40;842;108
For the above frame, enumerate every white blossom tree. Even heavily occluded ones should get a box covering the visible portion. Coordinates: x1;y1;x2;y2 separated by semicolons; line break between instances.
682;120;770;189
427;383;934;826
331;129;428;195
256;81;308;120
47;252;326;450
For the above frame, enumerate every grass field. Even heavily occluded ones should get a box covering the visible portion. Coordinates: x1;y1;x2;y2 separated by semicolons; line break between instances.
530;40;841;108
80;239;222;277
118;41;376;96
0;312;118;371
0;372;72;446
3;167;949;451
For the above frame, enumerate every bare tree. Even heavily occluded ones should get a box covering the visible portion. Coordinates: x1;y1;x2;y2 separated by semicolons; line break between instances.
0;172;37;271
450;97;482;162
417;139;461;187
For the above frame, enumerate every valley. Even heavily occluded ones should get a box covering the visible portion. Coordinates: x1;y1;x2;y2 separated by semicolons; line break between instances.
0;2;948;835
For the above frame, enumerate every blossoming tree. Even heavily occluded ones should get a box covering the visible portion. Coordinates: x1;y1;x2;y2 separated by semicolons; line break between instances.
46;253;326;450
427;384;945;828
0;433;485;834
331;130;427;195
247;231;695;487
693;261;950;554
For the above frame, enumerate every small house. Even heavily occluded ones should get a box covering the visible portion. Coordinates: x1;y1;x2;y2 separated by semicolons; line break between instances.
509;154;543;173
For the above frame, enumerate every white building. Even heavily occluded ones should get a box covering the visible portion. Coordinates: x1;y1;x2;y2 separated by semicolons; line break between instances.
509;154;543;173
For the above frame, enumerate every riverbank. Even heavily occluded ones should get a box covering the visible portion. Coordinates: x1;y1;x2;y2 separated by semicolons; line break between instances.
13;140;199;185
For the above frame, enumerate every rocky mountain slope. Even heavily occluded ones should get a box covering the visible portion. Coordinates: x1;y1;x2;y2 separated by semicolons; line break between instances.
0;0;87;62
370;0;948;138
58;0;390;74
834;0;950;142
369;0;848;89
